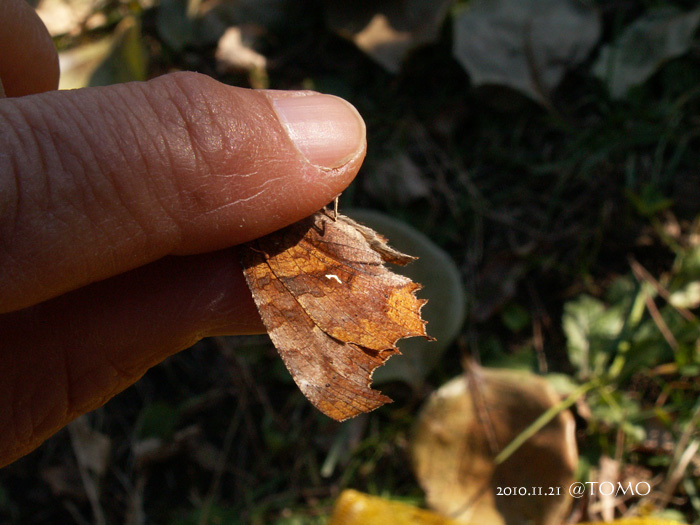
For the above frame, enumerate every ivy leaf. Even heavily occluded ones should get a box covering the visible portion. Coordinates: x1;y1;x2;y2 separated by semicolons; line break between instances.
593;7;700;99
452;0;600;104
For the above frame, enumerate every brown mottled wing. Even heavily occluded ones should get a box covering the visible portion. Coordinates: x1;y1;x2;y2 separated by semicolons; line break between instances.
261;213;427;349
240;211;429;421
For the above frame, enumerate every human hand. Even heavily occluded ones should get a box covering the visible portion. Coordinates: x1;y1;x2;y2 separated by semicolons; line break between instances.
0;0;366;467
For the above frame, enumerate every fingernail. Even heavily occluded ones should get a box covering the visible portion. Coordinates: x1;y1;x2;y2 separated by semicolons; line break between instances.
268;93;366;169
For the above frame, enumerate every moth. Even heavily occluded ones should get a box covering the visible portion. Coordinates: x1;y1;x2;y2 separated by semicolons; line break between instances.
240;208;430;421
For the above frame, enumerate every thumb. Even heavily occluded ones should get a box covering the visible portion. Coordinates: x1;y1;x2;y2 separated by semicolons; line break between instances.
0;73;365;466
0;72;366;313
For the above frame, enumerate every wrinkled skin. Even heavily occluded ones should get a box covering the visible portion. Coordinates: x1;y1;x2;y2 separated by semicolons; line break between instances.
0;0;366;467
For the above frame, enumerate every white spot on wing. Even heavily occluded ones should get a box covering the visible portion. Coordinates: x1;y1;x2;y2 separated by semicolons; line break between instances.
325;274;342;284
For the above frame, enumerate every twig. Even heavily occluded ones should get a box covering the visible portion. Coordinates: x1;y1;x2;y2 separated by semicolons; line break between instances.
68;419;107;525
644;291;678;351
629;257;696;322
657;399;700;507
527;281;549;374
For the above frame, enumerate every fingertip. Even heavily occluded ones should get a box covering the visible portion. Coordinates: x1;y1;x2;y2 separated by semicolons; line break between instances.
266;91;367;170
0;0;59;97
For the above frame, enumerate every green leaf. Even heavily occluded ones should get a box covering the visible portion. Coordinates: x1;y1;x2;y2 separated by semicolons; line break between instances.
593;7;700;99
562;294;624;380
545;373;581;396
670;245;700;294
587;388;644;441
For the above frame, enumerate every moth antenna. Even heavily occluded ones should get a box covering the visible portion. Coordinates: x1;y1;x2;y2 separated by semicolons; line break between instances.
332;195;340;221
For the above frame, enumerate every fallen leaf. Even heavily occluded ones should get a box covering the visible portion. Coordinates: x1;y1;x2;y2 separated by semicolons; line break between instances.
329;489;461;525
35;0;102;37
452;0;600;104
58;15;147;90
240;210;431;421
326;0;453;73
411;367;578;525
215;26;267;74
58;35;114;90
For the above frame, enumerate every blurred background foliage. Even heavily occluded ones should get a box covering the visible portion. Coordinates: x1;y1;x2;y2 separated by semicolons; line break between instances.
2;0;700;523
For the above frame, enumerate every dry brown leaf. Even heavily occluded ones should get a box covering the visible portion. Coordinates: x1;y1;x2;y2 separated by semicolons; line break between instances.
411;368;578;525
215;26;267;74
326;0;453;73
240;210;431;421
35;0;103;37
